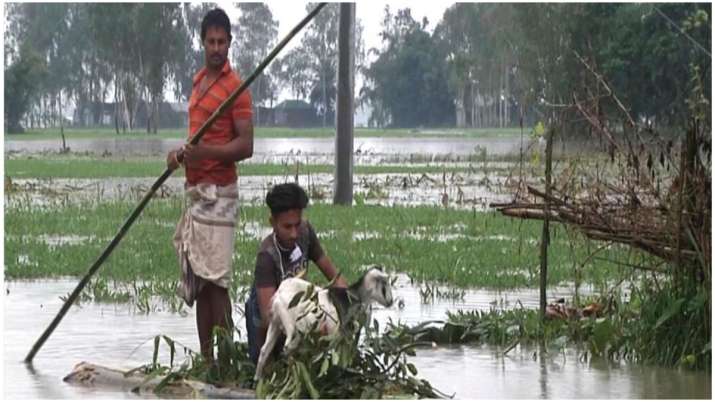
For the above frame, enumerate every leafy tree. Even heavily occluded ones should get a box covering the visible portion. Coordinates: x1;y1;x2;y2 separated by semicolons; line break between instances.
365;7;454;127
273;48;314;100
134;3;185;133
597;3;711;127
4;45;47;132
233;2;279;117
301;3;340;127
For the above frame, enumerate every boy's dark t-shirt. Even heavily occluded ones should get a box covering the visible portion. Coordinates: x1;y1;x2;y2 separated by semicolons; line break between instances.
254;221;324;289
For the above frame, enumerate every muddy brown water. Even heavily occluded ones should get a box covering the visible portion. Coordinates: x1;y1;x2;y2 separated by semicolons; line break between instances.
4;278;710;399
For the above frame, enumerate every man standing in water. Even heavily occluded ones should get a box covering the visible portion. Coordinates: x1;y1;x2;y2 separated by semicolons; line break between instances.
166;8;253;364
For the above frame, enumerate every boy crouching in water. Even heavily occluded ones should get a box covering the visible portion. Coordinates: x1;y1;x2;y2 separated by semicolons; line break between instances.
245;183;348;363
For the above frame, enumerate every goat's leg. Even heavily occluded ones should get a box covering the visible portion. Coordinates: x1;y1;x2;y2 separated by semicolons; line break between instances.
276;302;301;352
254;322;281;380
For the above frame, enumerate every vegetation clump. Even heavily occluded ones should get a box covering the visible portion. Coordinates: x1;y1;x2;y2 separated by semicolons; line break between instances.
397;281;710;371
139;316;449;399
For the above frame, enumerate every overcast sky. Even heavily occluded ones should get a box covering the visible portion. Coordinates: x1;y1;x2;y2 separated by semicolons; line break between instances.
210;1;453;103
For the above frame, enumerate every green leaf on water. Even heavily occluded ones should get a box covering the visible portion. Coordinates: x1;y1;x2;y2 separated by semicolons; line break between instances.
592;318;613;354
407;362;418;375
552;335;569;349
162;335;175;367
319;357;330;378
297;361;320;399
154;371;178;394
305;284;314;300
256;378;267;399
152;335;160;367
682;354;696;366
288;291;305;309
655;298;685;329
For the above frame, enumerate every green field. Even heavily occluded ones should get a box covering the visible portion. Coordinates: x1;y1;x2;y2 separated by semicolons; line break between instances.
5;126;526;141
5;198;645;290
4;155;512;178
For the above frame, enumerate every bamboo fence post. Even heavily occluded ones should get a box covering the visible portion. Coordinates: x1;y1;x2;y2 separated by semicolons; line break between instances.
539;126;554;320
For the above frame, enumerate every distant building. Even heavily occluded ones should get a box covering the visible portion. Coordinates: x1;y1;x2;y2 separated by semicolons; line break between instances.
272;99;321;127
73;102;115;126
72;101;188;129
134;101;188;129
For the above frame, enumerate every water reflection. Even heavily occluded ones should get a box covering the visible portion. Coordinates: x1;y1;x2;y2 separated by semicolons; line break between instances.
4;279;711;399
5;137;524;157
410;345;711;399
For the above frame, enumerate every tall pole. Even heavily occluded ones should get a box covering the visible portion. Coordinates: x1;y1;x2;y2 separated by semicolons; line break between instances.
334;2;355;205
539;127;553;319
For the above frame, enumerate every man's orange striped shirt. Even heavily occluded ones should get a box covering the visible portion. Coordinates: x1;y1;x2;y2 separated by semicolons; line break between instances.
186;61;252;185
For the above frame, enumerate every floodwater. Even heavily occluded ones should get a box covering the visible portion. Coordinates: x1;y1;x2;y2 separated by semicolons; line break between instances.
4;278;711;399
4;136;710;398
5;137;527;161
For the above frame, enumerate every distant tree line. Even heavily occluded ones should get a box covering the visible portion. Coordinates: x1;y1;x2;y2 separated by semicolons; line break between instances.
364;3;710;130
4;3;710;133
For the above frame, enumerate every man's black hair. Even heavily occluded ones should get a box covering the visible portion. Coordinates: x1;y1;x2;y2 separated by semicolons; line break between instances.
266;183;309;216
201;8;232;42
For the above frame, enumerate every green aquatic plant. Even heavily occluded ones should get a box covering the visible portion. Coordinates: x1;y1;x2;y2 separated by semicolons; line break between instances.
254;319;449;399
137;317;448;398
393;281;711;371
7;197;647;319
418;282;467;304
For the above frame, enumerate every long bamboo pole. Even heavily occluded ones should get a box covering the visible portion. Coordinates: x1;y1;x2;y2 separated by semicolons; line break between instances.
539;127;553;320
25;2;327;364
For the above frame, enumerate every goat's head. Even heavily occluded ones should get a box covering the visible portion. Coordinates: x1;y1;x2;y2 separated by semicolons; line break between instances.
353;266;394;308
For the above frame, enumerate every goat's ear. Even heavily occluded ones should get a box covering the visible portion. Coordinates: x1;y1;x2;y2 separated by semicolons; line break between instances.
374;265;383;272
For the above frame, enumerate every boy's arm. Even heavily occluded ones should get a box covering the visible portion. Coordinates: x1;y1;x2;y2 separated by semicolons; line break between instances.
256;285;276;350
254;251;277;352
306;221;347;288
315;254;348;288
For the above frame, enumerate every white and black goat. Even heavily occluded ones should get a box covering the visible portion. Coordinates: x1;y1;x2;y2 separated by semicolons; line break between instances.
254;266;393;380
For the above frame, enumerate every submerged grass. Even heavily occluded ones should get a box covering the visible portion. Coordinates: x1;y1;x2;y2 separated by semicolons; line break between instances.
6;198;640;291
396;279;711;371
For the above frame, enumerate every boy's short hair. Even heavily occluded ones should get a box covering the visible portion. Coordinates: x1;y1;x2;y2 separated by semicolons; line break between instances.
265;183;309;216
